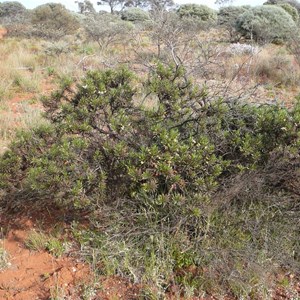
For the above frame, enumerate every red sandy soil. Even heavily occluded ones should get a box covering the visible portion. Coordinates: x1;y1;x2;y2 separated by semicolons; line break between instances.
0;28;7;39
0;209;298;300
0;209;143;300
0;210;92;300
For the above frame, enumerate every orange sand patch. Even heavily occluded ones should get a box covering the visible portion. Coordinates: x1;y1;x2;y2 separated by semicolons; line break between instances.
0;214;90;300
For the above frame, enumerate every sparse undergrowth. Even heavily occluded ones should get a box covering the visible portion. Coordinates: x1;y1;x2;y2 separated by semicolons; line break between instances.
0;246;10;271
0;64;300;298
25;230;67;257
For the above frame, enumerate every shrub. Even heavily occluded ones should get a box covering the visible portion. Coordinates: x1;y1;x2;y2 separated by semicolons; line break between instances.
236;5;296;43
265;0;300;14
0;1;26;17
217;6;250;41
177;4;217;22
1;65;300;297
277;2;300;22
43;41;72;56
77;0;96;15
0;1;30;36
84;14;133;50
121;7;150;22
30;3;80;39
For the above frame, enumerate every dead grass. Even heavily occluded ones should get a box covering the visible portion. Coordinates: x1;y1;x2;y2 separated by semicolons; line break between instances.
0;100;47;154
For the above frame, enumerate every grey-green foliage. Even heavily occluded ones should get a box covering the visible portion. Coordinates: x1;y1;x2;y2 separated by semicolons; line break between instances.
0;1;31;37
31;3;80;39
0;1;26;17
236;5;296;43
84;13;133;49
217;6;250;41
77;0;96;14
121;7;150;22
276;2;299;21
264;0;300;14
177;4;217;22
0;64;300;297
0;1;28;27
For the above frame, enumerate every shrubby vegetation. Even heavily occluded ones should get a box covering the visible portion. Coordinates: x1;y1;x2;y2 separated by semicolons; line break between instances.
177;4;217;22
30;3;80;39
0;1;30;36
1;0;300;297
276;2;300;22
77;0;96;15
1;64;299;297
84;13;134;50
265;0;300;14
217;6;250;41
236;5;296;43
0;1;26;18
121;7;150;22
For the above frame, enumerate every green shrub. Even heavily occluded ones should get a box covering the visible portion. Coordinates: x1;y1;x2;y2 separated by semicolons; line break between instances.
277;2;300;22
84;14;133;50
217;6;250;41
30;3;80;39
236;5;296;43
177;4;217;22
265;0;300;14
121;7;150;22
25;231;49;251
0;1;26;17
1;65;300;297
77;0;96;15
0;1;30;36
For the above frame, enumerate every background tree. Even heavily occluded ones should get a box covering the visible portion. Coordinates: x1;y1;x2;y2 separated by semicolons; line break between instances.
147;0;174;10
236;5;296;43
0;1;26;17
30;3;80;39
177;4;217;22
97;0;174;13
76;0;96;14
264;1;300;22
121;7;150;22
96;0;126;13
0;1;30;37
215;0;235;4
264;0;300;14
0;1;28;25
217;6;250;41
277;2;300;21
84;13;133;50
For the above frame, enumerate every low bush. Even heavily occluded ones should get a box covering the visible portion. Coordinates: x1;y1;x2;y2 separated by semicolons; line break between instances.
0;64;299;297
